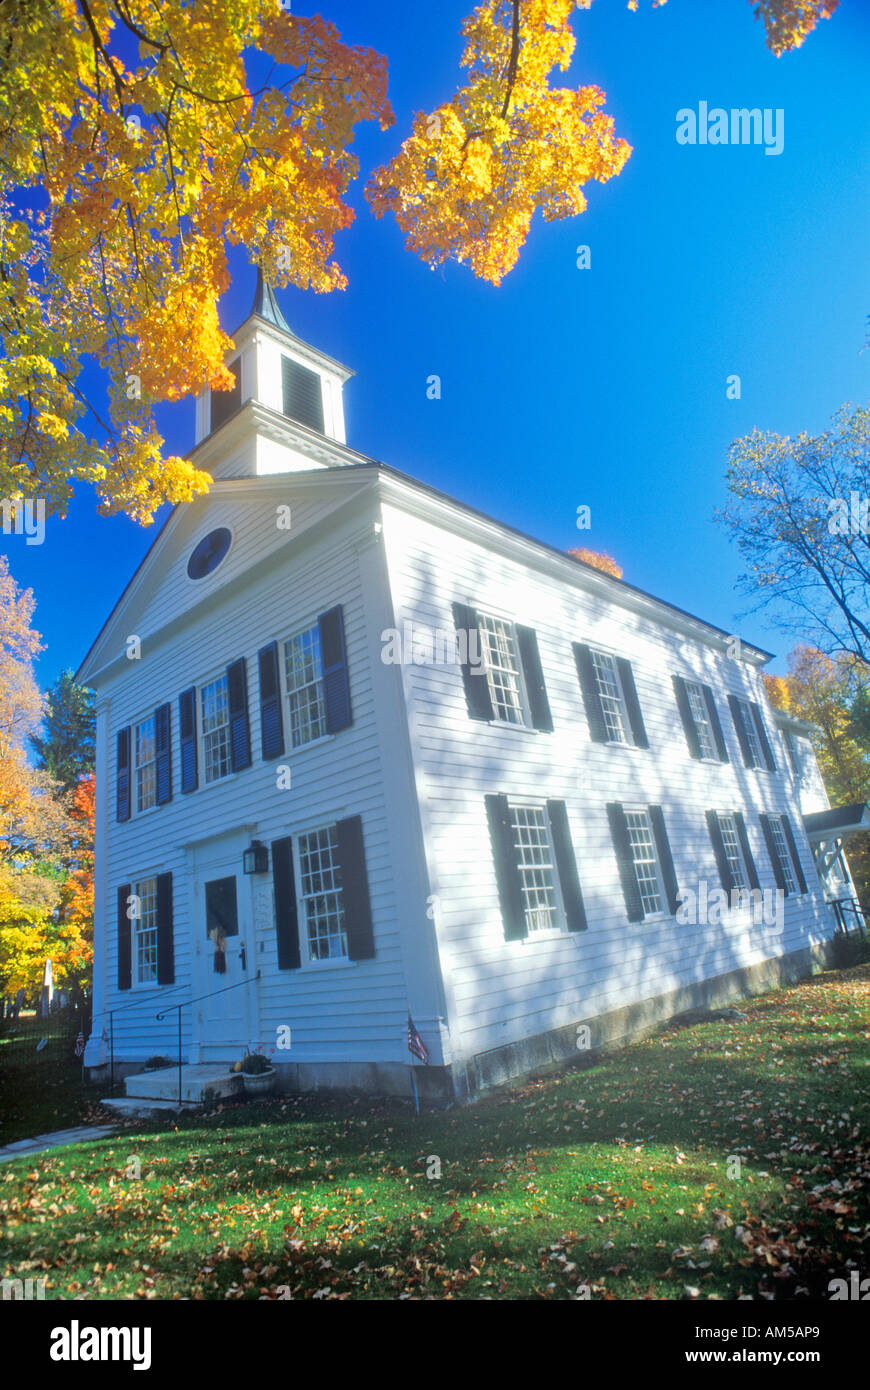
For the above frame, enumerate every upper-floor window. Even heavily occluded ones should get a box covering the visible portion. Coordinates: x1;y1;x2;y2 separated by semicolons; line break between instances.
284;625;328;746
478;612;526;725
134;876;158;985
685;680;717;760
201;675;231;783
734;697;762;763
728;694;777;771
135;716;156;813
591;649;631;744
509;803;561;934
298;824;347;961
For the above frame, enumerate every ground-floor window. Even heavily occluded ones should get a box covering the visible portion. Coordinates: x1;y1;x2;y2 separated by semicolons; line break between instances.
298;825;348;961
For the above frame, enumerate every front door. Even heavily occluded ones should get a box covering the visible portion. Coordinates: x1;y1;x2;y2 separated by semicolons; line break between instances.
195;866;253;1058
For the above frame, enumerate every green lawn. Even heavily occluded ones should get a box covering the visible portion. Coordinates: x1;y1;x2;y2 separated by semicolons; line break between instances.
1;963;868;1300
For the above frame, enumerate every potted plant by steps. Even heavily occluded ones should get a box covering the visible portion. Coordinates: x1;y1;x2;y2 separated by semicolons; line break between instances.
233;1048;276;1097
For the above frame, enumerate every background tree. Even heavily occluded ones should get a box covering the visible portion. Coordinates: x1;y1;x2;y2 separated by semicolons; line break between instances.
30;669;96;794
718;402;870;666
0;557;74;998
566;546;623;579
0;0;837;522
764;643;870;904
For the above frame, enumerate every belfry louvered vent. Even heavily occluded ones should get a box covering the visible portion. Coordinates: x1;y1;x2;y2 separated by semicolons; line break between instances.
282;355;325;433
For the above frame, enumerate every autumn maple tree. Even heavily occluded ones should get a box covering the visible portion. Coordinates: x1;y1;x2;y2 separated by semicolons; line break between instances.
0;0;839;523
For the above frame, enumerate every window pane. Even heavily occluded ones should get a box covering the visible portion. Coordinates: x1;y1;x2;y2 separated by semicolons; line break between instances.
718;814;746;890
478;614;524;725
738;699;762;765
205;876;239;940
201;676;231;782
771;818;797;893
299;825;347;961
134;876;158;984
135;715;156;812
284;627;327;746
625;811;663;916
591;650;629;743
510;804;559;933
686;681;717;759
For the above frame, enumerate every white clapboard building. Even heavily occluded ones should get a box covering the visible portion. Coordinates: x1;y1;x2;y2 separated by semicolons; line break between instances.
79;275;858;1100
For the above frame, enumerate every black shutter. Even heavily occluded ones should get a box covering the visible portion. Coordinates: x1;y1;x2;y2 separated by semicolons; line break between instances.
258;642;285;760
453;602;493;722
649;805;680;914
155;703;172;804
179;687;198;792
607;802;644;922
673;675;701;759
703;685;729;762
336;815;375;960
210;357;241;433
728;695;756;768
574;643;607;743
156;872;174;985
485;794;527;939
116;727;131;822
617;658;649;748
117;883;132;991
319;605;352;734
734;812;760;891
227;658;252;772
272;836;301;970
546;800;586;931
759;814;788;893
282;355;325;433
516;625;553;731
780;814;808;893
706;811;734;893
750;702;777;771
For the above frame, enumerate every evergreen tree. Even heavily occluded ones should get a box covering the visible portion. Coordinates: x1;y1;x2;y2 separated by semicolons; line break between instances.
30;670;95;794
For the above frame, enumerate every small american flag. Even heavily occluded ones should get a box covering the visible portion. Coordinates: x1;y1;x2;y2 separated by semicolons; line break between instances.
74;1031;85;1058
407;1013;429;1065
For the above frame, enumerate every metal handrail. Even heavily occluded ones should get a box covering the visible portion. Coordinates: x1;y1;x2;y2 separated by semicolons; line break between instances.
91;983;189;1091
155;971;262;1108
830;896;867;937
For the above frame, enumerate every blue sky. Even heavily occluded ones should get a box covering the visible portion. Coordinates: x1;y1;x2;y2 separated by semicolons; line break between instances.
5;0;870;689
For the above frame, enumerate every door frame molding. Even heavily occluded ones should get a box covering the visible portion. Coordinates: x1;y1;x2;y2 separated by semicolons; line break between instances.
187;824;260;1062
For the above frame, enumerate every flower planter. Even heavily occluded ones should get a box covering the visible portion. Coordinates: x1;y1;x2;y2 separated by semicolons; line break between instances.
241;1067;276;1097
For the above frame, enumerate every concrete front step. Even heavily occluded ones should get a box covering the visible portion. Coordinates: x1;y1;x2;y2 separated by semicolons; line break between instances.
124;1064;243;1103
100;1096;200;1122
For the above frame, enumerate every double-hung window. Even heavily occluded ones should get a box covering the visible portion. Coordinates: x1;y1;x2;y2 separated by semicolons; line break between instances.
135;716;156;812
591;649;631;744
284;625;328;747
509;803;561;934
735;698;762;765
201;675;231;783
685;680;717;760
298;824;347;961
624;810;666;916
133;876;158;985
478;613;526;725
768;816;797;894
717;813;747;891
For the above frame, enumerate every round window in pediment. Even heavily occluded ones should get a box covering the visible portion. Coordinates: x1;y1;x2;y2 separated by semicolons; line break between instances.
187;527;232;580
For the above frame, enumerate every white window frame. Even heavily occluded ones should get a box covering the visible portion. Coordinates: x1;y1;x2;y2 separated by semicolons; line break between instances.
134;713;157;815
477;610;529;727
735;697;763;767
296;822;350;966
717;812;748;892
507;799;565;937
624;807;668;919
132;875;158;987
200;672;232;784
769;816;798;894
590;647;632;745
282;621;329;749
685;680;717;760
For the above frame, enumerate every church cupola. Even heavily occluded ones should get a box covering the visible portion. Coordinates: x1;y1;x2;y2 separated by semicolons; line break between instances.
193;267;356;478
